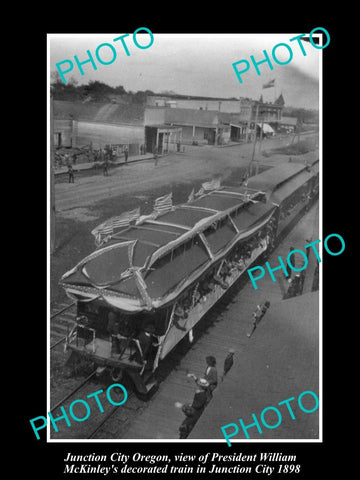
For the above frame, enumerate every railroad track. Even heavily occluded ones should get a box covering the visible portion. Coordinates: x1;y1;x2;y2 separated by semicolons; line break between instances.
49;302;147;439
50;301;76;349
49;368;145;440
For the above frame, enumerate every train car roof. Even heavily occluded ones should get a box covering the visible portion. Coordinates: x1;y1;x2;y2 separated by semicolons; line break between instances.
270;163;319;205
60;159;318;311
247;161;316;197
60;186;273;311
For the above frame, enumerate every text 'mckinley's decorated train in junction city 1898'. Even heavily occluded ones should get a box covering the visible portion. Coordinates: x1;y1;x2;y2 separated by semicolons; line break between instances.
60;158;319;395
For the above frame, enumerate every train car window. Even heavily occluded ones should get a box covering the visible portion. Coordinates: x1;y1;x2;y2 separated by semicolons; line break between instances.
154;252;172;269
203;216;237;254
145;235;209;298
147;238;200;275
170;242;186;261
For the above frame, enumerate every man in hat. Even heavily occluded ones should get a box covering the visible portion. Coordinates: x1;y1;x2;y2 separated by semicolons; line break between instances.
204;356;218;396
176;378;209;438
187;356;218;400
191;378;209;409
178;404;197;439
68;164;74;183
173;303;188;331
222;349;235;380
136;324;158;365
177;378;209;416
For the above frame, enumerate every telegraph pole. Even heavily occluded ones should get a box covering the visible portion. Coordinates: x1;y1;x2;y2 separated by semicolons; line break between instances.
248;102;259;178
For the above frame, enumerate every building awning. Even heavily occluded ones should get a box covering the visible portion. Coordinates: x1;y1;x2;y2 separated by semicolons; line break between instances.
257;123;274;133
146;124;182;133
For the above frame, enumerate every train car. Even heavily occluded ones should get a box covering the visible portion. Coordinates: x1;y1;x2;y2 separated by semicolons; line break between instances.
60;158;319;395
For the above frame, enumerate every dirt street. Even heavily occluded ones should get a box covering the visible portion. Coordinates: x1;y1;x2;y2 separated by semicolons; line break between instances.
54;134;317;216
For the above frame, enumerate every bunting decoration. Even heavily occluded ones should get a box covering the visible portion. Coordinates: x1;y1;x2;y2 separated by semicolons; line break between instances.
91;207;140;246
153;192;173;214
135;212;157;225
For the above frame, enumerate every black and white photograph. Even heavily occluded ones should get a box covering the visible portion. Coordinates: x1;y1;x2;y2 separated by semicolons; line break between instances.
46;31;322;443
22;22;350;478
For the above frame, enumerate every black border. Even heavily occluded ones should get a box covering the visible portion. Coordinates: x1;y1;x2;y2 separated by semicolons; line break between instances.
21;15;351;479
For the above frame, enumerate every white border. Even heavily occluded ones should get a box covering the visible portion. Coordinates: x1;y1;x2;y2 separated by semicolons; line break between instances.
46;32;323;443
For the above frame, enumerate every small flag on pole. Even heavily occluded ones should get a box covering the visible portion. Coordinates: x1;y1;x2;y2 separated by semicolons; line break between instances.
195;186;204;197
109;208;140;228
202;178;221;191
153;192;173;214
91;207;140;246
262;79;275;89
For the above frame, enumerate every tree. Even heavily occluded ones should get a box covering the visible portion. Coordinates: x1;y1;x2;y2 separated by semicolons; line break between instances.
50;71;81;100
113;85;127;95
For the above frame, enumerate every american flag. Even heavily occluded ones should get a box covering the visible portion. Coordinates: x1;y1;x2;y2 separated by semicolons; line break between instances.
195;186;204;197
91;207;140;245
110;207;140;228
153;193;173;214
202;178;221;191
262;78;275;89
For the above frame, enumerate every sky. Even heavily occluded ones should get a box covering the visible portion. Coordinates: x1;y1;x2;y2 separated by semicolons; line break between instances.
48;33;321;109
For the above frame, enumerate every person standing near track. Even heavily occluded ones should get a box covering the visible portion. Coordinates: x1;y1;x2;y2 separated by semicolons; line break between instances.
176;378;210;438
247;300;270;338
221;348;235;380
187;355;218;399
68;164;74;183
124;145;129;164
103;160;109;176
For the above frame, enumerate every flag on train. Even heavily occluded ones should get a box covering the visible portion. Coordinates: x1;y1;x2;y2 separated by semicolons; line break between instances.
202;178;221;191
91;207;140;246
195;186;204;197
153;192;173;214
187;188;195;203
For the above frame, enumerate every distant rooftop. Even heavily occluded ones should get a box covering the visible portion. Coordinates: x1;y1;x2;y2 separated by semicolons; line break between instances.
147;92;253;102
53;100;145;125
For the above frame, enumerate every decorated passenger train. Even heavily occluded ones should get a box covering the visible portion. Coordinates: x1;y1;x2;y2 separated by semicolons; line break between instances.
60;157;319;395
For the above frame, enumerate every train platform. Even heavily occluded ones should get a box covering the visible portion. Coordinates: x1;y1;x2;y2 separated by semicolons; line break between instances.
189;291;319;441
120;201;320;441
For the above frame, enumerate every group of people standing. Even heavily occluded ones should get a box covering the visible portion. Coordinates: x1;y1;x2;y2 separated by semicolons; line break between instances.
176;351;235;439
65;145;130;182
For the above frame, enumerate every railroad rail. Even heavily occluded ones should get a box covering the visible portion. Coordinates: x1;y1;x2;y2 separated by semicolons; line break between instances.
49;369;142;440
50;302;76;349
